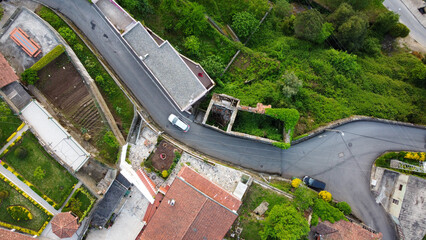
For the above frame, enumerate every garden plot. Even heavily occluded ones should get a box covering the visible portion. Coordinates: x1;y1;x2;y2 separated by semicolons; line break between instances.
0;173;51;234
0;99;22;145
36;53;118;164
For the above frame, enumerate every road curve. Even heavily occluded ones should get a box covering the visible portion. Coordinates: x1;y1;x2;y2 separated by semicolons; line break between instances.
384;0;426;47
36;0;426;239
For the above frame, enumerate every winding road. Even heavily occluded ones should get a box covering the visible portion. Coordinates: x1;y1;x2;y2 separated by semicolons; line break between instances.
35;0;426;239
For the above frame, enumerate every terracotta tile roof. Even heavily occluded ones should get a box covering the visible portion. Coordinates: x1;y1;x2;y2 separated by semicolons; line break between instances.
140;177;238;240
142;192;164;225
0;53;18;88
318;220;383;240
178;166;241;211
51;212;79;238
0;228;34;240
137;169;157;197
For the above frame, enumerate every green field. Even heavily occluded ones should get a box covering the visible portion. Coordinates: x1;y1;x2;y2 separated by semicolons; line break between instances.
0;100;22;145
233;111;283;141
3;132;78;206
0;174;51;231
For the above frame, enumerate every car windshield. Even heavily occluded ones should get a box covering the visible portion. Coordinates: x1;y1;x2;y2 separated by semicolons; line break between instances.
308;178;314;185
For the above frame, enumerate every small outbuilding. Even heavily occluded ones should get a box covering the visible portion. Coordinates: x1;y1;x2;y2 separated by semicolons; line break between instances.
51;212;80;239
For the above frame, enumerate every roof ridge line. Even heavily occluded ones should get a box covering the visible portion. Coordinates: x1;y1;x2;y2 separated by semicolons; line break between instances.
177;177;238;216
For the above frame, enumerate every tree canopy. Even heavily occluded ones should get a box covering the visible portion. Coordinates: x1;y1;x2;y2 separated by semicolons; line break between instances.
232;11;259;39
294;9;333;44
259;204;310;240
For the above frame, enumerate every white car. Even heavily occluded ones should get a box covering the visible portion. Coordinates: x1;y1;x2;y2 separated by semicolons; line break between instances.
168;114;190;132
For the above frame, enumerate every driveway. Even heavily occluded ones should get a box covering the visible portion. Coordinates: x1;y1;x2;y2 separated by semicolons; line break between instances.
34;1;426;239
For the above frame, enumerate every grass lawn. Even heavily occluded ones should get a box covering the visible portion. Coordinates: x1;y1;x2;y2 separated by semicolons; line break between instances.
238;183;291;240
270;180;293;193
0;100;22;145
3;132;78;206
0;174;51;231
233;111;283;141
62;186;95;220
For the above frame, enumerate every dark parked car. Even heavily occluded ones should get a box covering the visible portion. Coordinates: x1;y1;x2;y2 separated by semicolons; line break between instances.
303;176;326;191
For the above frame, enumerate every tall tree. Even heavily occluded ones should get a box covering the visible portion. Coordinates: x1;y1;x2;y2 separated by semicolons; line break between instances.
294;9;333;44
336;13;368;51
373;11;399;35
327;3;355;28
274;0;292;19
175;2;208;36
259;204;310;240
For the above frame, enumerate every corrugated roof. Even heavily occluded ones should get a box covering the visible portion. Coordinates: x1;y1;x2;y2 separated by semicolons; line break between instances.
0;53;17;88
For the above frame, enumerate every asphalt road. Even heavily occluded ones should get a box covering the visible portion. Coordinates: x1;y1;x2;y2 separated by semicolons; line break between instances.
36;1;426;239
384;0;426;47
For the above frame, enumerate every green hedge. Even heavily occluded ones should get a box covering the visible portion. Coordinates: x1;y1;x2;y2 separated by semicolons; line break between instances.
272;142;290;149
265;108;300;132
30;45;65;71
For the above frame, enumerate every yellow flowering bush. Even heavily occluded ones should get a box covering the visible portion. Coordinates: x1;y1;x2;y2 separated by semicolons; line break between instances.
291;178;302;188
6;132;17;142
405;152;426;161
7;206;33;221
318;191;332;202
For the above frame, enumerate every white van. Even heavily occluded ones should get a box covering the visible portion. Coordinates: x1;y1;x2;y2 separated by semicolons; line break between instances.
168;114;190;132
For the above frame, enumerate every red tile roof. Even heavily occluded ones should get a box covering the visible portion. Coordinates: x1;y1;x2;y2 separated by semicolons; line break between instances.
137;169;157;197
0;53;18;88
178;166;241;211
0;228;34;240
317;220;383;240
142;192;164;225
140;175;238;240
51;212;79;238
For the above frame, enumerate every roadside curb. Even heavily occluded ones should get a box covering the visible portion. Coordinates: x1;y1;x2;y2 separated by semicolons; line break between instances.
291;116;426;145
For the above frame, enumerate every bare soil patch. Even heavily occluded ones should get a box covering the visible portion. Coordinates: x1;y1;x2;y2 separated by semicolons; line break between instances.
36;53;104;141
151;140;182;171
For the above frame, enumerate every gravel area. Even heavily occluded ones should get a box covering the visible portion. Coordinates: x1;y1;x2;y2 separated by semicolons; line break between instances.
128;126;158;170
0;7;60;73
163;152;246;193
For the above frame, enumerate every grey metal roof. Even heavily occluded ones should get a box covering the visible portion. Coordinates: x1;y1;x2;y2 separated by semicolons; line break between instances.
91;179;128;227
123;23;207;110
1;81;31;110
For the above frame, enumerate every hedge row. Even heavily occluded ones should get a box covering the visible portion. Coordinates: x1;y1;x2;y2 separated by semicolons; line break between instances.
30;44;65;71
0;161;59;209
0;173;52;235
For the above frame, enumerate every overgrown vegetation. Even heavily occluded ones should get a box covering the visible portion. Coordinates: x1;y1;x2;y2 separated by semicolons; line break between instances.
21;69;39;85
62;187;95;221
37;7;133;137
233;111;283;141
0;5;4;21
0;100;22;145
375;151;426;178
3;132;78;206
125;0;426;137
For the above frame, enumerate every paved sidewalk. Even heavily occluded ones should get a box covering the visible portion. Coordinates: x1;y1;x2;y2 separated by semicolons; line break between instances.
59;181;83;211
0;124;28;153
0;164;59;214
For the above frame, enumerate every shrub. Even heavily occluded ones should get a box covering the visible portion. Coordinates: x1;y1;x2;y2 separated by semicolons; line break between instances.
272;142;290;149
33;166;46;180
14;147;28;159
336;201;351;215
279;71;302;98
183;35;201;57
7;206;33;221
232;11;259;39
318;191;332;202
390;23;409;38
265;108;300;132
293;187;315;211
103;131;119;148
0;5;4;21
313;199;346;223
21;69;39;85
58;27;78;46
311;213;319;226
0;190;9;199
30;45;65;71
200;55;225;79
291;178;302;188
161;170;169;178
